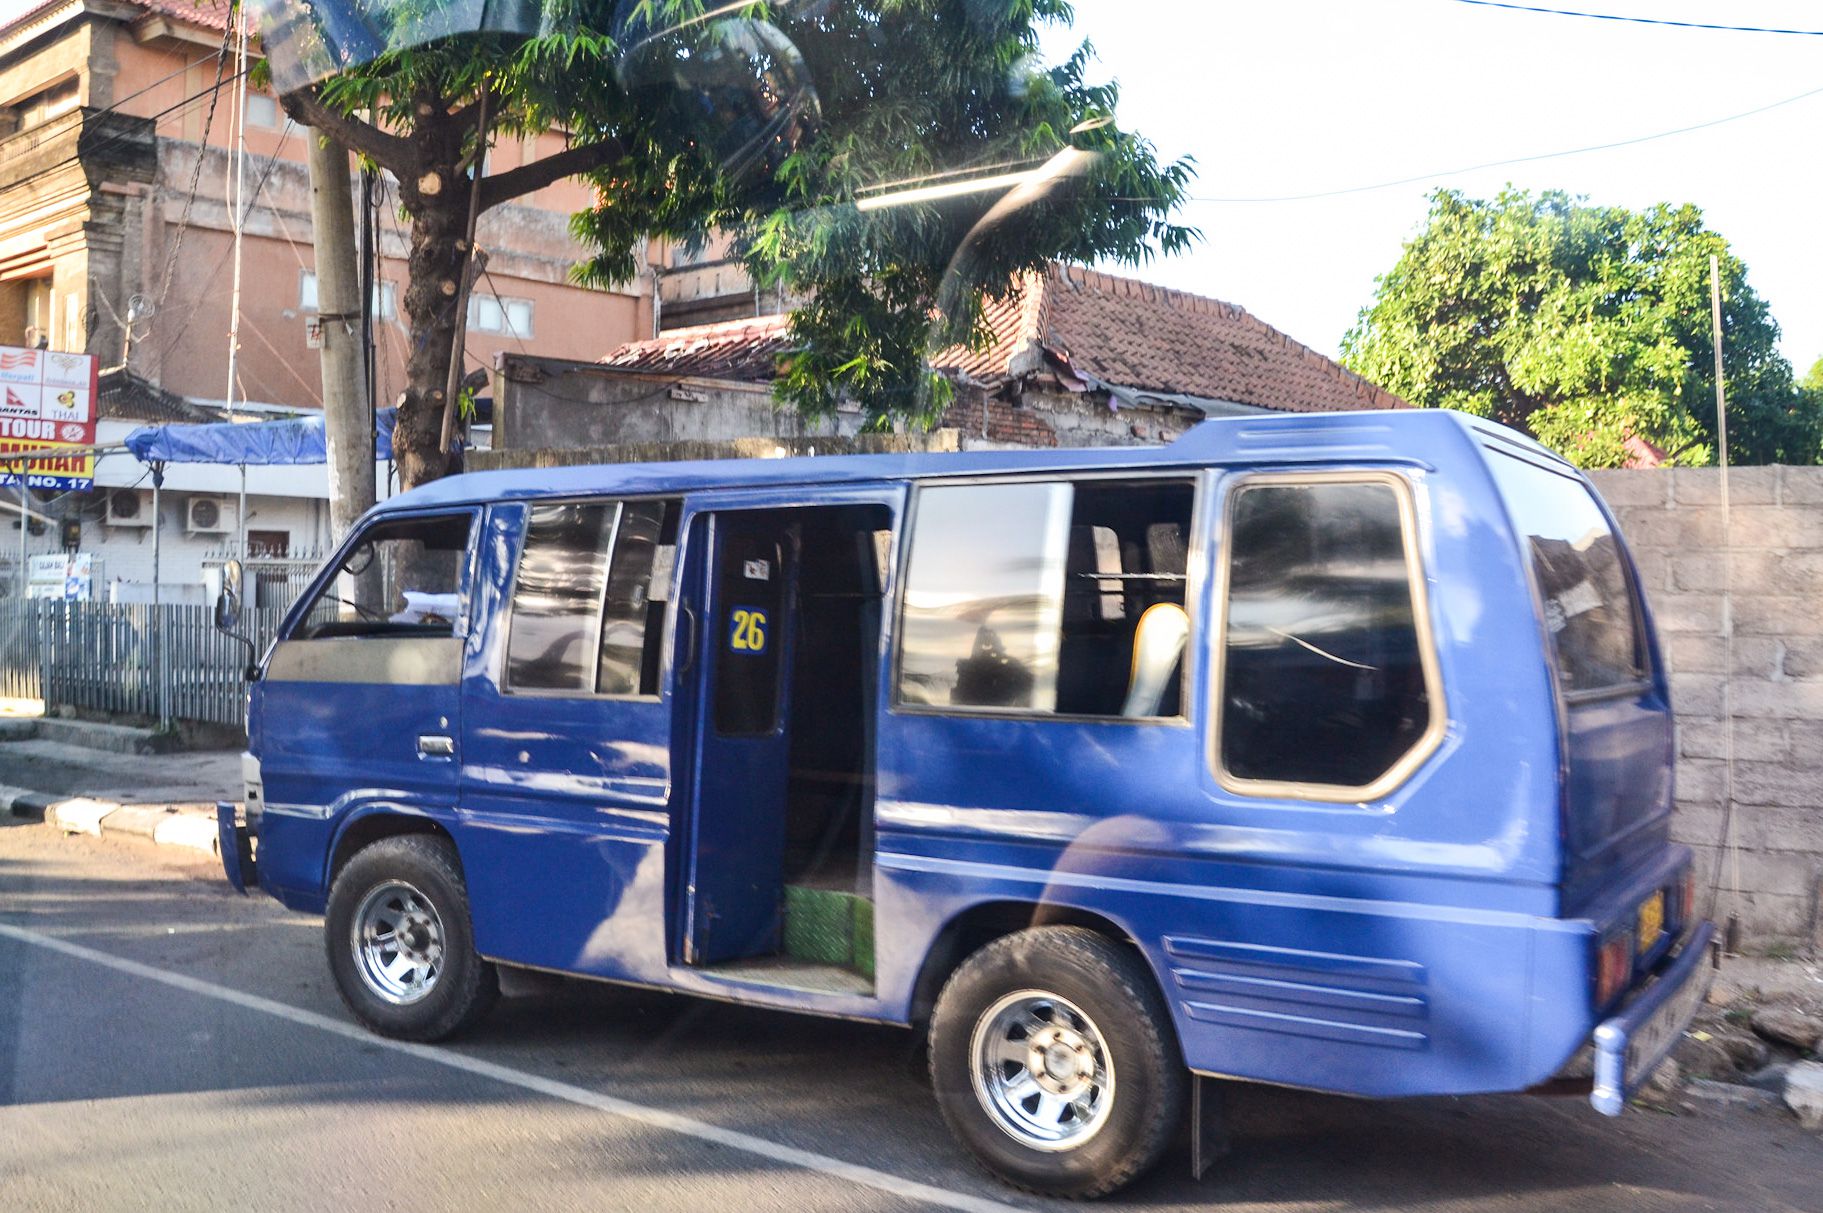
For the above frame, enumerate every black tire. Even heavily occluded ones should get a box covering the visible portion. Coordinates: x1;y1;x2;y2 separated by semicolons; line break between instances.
928;926;1185;1199
325;834;499;1041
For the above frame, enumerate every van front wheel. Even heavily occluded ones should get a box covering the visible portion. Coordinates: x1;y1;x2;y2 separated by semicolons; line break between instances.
325;834;498;1041
928;926;1185;1199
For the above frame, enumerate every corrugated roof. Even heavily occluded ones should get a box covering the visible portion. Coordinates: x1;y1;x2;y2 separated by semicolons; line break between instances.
99;368;216;423
601;263;1405;414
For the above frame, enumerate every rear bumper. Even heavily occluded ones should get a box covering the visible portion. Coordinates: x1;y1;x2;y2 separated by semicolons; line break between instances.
216;801;258;895
1590;919;1715;1115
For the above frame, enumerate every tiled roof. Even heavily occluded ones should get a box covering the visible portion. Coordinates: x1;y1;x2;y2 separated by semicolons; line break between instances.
601;263;1407;414
0;1;231;43
601;316;795;384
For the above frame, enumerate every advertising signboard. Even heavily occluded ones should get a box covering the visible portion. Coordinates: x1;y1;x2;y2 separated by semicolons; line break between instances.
0;346;98;490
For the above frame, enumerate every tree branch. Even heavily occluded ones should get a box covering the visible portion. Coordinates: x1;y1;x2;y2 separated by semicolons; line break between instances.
281;89;417;177
478;138;625;212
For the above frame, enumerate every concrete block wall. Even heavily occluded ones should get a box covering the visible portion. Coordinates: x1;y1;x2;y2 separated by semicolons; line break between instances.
1589;466;1823;943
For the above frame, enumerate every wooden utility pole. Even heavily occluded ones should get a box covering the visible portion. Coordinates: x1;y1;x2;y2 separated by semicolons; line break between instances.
306;131;376;545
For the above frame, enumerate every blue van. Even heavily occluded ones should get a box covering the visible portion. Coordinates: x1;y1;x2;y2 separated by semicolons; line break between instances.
216;408;1712;1198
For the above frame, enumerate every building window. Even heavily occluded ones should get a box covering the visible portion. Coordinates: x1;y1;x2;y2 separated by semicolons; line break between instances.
245;92;279;129
468;292;533;338
247;529;290;557
298;270;396;320
1214;476;1439;796
896;479;1194;717
16;77;78;132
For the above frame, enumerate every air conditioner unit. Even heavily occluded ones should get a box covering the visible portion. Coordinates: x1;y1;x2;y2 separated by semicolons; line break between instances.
104;488;152;528
185;497;230;534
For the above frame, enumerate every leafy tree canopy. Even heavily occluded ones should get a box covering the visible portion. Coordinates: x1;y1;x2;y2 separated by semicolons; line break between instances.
267;0;1196;483
1341;188;1820;467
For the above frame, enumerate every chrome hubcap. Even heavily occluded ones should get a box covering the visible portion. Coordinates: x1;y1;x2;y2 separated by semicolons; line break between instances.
970;991;1115;1151
352;880;444;1005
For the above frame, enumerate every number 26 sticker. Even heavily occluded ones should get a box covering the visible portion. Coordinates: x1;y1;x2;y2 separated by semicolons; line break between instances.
728;608;768;653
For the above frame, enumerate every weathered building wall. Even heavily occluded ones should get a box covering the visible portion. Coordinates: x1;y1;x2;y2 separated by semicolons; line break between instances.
1591;466;1823;944
494;355;861;450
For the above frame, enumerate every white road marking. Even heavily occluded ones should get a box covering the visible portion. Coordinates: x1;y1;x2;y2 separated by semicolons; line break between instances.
0;921;1025;1213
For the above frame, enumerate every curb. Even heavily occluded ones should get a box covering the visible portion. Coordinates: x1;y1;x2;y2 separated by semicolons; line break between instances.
6;786;225;857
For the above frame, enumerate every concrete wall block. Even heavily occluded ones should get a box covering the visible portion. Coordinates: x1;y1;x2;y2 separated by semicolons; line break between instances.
1732;679;1823;720
1733;595;1823;637
1732;850;1821;898
1733;805;1823;855
1730;766;1823;811
1588;469;1670;508
1669;466;1781;507
1675;757;1729;804
1724;506;1823;551
1670;672;1726;716
1778;638;1823;681
1729;637;1788;679
1654;592;1725;635
1630;548;1670;594
1666;633;1726;675
1784;720;1823;767
1677;718;1788;764
1781;468;1823;506
1617;508;1724;548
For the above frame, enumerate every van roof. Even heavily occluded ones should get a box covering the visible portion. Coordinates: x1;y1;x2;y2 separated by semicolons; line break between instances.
378;408;1571;513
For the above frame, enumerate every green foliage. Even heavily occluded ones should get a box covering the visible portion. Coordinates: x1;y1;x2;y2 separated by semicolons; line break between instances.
565;0;1198;428
1342;188;1821;467
290;0;1193;450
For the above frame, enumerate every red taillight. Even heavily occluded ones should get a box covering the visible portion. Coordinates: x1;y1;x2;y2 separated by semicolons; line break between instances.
1596;930;1635;1007
1680;868;1699;928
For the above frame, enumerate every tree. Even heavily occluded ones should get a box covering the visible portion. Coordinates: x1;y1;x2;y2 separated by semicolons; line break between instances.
269;0;1194;488
1341;188;1821;467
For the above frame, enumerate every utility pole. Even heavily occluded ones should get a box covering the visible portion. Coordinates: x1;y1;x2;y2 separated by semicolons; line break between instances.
306;131;376;546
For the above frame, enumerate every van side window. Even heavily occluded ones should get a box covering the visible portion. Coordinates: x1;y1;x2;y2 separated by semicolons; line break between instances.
1218;479;1432;791
507;498;681;696
293;513;474;640
508;503;617;691
1486;455;1644;693
897;479;1194;717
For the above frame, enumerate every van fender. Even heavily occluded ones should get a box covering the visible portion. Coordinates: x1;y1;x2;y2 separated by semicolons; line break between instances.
320;796;467;891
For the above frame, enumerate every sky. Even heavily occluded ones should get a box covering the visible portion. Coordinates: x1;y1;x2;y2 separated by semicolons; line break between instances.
1039;0;1823;369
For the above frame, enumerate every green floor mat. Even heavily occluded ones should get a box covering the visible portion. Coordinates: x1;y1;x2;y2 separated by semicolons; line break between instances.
783;885;875;979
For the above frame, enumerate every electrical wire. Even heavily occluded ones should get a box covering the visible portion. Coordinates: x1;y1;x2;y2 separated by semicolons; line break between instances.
1148;78;1823;204
1451;0;1823;36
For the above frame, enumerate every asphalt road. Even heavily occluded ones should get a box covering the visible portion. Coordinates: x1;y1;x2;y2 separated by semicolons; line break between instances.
1;815;1818;1213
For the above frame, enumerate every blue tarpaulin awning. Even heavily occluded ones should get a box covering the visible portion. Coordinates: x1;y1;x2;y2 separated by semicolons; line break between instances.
124;410;397;465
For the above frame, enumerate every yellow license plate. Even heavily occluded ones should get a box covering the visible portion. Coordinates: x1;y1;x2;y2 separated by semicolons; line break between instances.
1637;891;1665;953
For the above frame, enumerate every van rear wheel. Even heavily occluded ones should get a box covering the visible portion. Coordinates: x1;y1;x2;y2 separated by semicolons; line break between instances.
928;926;1185;1199
325;834;498;1041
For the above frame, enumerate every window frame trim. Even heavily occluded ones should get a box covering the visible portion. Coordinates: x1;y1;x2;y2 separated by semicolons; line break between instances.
1207;469;1448;803
889;470;1205;727
498;494;675;702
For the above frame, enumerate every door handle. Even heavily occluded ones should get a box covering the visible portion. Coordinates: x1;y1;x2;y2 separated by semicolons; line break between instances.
677;604;697;675
417;734;455;759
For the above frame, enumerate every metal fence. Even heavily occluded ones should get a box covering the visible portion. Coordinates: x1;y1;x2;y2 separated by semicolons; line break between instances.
0;601;287;729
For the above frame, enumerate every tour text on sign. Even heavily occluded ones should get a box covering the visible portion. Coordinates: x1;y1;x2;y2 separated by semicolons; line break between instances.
0;344;98;490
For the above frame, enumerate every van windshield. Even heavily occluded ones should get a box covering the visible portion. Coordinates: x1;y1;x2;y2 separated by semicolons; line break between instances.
1486;454;1645;694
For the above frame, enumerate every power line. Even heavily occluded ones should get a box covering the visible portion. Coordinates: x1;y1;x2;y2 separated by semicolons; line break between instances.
1159;79;1823;204
1451;0;1823;36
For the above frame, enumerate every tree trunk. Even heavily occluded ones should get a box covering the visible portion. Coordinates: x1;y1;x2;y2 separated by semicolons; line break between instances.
394;146;469;491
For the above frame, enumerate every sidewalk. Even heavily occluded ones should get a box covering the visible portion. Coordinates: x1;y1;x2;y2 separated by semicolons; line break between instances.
1;723;238;855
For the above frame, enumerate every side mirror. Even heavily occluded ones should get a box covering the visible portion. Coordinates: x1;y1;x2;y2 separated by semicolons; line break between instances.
214;558;243;632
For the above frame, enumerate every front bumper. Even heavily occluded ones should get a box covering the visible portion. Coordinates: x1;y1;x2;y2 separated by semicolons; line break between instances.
216;801;258;895
1590;919;1715;1115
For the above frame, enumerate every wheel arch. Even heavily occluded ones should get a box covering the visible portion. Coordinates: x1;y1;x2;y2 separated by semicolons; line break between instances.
908;899;1159;1031
326;807;462;889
